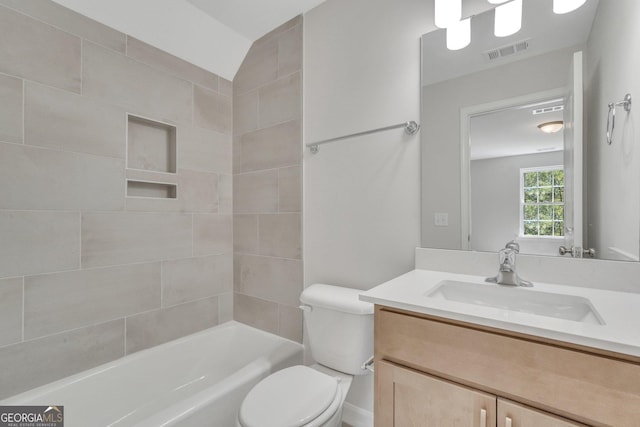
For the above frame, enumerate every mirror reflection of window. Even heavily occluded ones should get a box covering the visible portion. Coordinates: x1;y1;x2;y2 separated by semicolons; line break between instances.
520;166;565;238
469;98;564;257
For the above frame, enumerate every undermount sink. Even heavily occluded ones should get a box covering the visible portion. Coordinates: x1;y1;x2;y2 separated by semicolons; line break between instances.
426;280;605;325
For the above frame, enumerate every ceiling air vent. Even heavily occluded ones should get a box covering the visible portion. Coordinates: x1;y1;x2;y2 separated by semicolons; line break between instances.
532;105;564;115
485;39;530;61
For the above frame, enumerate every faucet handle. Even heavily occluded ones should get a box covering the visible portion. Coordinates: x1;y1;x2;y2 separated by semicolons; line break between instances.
505;240;520;253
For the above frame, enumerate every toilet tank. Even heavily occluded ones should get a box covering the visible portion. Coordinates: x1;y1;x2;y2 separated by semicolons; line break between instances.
299;284;374;375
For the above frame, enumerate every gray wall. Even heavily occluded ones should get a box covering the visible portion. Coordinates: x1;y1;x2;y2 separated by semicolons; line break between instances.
0;1;233;398
585;0;640;261
232;17;304;341
471;151;564;255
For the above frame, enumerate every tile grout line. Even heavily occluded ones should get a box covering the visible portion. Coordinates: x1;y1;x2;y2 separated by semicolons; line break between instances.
21;276;25;342
21;78;25;145
80;38;83;96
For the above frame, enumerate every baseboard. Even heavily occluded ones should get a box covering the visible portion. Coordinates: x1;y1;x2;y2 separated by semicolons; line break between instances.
342;402;374;427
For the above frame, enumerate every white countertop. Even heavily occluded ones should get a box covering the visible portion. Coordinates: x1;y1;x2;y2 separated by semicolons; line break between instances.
359;269;640;358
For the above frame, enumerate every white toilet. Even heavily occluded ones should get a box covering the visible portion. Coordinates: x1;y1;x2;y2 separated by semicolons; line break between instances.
237;284;374;427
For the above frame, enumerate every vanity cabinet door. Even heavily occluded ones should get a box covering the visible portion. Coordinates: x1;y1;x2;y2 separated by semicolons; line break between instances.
376;360;496;427
497;399;589;427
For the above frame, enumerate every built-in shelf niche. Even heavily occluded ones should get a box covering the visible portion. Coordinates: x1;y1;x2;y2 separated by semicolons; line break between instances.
127;114;177;174
126;180;177;199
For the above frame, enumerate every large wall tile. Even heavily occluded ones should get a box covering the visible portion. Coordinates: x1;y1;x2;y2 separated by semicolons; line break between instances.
218;292;233;323
179;126;232;174
126;37;219;91
83;41;192;124
218;174;233;214
233;170;278;213
278;166;302;212
219;78;232;97
259;214;302;259
82;212;192;268
236;120;301;173
193;214;233;256
24;263;161;339
0;143;124;211
162;255;232;306
0;277;22;347
233;90;258;136
0;320;124;399
278;304;302;343
258;73;301;128
0;211;80;278
126;297;218;354
193;85;232;134
277;24;302;77
0;5;80;92
234;254;302;306
0;74;22;144
233;293;278;334
0;0;126;53
233;38;278;96
234;215;258;254
181;169;219;213
25;82;126;158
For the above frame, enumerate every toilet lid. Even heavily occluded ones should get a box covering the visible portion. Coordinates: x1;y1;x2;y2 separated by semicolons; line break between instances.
239;365;339;427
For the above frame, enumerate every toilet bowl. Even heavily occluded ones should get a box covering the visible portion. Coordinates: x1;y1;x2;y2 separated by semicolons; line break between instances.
236;284;373;427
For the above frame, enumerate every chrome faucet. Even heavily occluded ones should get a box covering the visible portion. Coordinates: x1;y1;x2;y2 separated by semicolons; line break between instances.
486;241;533;287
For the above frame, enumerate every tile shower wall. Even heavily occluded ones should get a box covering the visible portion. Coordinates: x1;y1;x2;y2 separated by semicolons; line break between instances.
0;1;232;399
233;17;303;342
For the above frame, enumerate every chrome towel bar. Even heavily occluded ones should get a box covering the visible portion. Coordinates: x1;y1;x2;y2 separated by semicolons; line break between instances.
306;121;420;154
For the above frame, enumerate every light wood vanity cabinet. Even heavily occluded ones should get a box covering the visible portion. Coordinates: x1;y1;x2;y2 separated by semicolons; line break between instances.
374;306;640;427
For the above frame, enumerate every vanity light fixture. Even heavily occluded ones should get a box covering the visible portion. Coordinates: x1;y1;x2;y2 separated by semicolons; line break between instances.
553;0;587;14
537;121;564;134
446;18;471;50
435;0;461;28
494;0;522;37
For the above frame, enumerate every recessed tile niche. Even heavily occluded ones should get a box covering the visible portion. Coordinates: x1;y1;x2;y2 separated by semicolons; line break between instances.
126;180;177;199
126;114;177;199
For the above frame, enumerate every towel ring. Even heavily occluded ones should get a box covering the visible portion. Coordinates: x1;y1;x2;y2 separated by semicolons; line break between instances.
606;93;632;145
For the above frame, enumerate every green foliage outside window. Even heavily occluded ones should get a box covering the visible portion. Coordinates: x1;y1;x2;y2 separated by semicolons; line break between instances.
522;168;564;237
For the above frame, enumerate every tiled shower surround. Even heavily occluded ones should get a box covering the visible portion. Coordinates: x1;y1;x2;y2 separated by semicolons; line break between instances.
0;1;304;400
233;17;304;342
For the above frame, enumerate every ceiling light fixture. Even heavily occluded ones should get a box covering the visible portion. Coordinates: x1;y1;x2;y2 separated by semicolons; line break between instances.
553;0;587;14
494;0;522;37
447;18;471;50
435;0;461;29
537;121;564;134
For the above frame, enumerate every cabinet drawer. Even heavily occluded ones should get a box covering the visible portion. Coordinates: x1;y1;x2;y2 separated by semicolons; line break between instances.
375;307;640;426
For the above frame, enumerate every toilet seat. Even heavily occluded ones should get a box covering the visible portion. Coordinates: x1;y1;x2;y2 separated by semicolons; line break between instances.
238;365;342;427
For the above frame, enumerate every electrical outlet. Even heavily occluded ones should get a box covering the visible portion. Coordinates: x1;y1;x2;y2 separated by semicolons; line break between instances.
434;213;449;227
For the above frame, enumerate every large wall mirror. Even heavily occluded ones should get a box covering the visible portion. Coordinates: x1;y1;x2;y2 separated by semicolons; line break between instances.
421;0;640;261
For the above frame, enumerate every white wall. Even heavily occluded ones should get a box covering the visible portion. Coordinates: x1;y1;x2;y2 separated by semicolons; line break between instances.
422;46;575;249
585;0;640;261
303;0;493;415
303;0;428;411
51;0;250;80
471;152;564;256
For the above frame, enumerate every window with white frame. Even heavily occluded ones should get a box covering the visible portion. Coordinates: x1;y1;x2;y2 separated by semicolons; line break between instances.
520;166;564;237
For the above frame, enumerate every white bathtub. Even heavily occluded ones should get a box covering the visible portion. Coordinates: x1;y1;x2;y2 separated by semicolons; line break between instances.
1;321;303;427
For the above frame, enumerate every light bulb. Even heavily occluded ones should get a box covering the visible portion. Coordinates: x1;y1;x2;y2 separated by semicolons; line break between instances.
494;0;522;37
446;18;471;50
553;0;587;14
435;0;461;29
